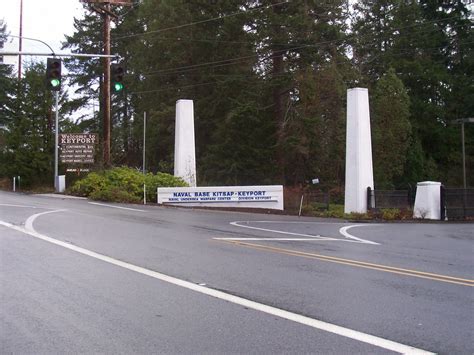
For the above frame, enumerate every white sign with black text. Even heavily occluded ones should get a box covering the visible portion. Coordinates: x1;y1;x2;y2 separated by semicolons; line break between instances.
157;185;284;210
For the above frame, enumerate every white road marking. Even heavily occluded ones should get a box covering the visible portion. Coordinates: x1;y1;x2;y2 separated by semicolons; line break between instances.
339;225;380;245
36;193;87;200
25;210;67;233
230;221;325;239
88;202;146;212
238;221;347;224
0;215;432;354
0;203;40;208
230;221;379;244
213;237;338;241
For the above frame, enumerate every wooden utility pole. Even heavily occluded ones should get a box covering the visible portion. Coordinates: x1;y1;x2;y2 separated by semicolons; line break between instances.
82;0;132;166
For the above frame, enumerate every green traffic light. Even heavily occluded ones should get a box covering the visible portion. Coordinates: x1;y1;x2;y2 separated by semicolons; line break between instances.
114;82;124;92
50;78;61;88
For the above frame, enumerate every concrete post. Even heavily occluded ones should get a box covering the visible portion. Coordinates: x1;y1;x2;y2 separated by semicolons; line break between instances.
413;181;442;220
344;88;374;214
174;99;197;187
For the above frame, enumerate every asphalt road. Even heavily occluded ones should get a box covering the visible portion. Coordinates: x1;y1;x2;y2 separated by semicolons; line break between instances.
1;191;473;354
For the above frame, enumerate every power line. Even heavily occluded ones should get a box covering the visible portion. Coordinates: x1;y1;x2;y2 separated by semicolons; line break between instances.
114;1;289;41
138;17;467;77
127;38;474;97
130;81;217;95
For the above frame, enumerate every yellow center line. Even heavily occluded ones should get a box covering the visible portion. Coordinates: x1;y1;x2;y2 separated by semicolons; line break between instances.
217;240;474;287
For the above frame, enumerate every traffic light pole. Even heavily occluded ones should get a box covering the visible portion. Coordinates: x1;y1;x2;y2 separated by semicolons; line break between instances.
103;3;112;166
54;91;59;191
1;51;117;58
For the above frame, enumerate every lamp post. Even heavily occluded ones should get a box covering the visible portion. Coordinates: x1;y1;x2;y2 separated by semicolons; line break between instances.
143;111;146;205
451;118;473;219
451;118;473;189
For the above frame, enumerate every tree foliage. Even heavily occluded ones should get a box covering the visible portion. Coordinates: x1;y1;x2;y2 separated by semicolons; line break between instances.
371;68;411;188
1;63;56;186
0;20;73;188
1;1;472;190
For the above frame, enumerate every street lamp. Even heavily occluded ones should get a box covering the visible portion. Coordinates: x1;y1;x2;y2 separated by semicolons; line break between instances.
451;118;473;189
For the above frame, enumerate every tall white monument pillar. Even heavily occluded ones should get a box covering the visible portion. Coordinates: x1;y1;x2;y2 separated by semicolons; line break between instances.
174;99;197;187
344;88;374;214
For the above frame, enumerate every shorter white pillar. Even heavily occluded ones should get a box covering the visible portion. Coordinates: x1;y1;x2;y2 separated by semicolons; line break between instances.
344;88;374;214
174;99;197;187
55;175;66;193
413;181;441;220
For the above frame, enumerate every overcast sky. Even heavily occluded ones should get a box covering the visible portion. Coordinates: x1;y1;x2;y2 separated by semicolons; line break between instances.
2;0;86;68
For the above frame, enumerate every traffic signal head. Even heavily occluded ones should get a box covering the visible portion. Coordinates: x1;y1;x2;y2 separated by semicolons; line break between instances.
46;58;62;91
111;63;125;92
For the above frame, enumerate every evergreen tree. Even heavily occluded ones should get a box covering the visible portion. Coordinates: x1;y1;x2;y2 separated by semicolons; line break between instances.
119;0;264;179
248;0;351;185
0;20;14;129
0;20;15;179
371;68;411;189
2;63;55;186
352;0;473;186
62;8;105;150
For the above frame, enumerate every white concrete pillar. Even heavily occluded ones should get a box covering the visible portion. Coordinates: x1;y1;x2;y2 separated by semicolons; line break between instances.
174;99;197;187
413;181;441;220
344;88;374;214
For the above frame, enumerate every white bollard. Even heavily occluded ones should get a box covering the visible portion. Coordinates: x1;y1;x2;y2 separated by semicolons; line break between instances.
55;175;66;193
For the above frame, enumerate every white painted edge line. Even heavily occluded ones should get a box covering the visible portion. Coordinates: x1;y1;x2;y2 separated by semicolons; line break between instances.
88;202;146;212
243;221;348;224
213;237;338;241
0;203;40;208
36;194;87;200
0;214;433;355
339;225;380;245
230;221;326;240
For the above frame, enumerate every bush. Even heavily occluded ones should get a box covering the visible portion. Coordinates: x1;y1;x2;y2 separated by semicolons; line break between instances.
300;204;316;216
381;208;401;220
327;204;345;218
301;204;345;218
145;172;188;202
90;186;142;204
346;212;370;220
69;166;188;203
69;172;106;197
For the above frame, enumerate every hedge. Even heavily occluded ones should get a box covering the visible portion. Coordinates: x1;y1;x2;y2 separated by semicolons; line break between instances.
69;166;188;203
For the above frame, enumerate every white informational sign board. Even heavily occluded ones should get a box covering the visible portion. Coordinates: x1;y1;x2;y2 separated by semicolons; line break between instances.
157;185;284;210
